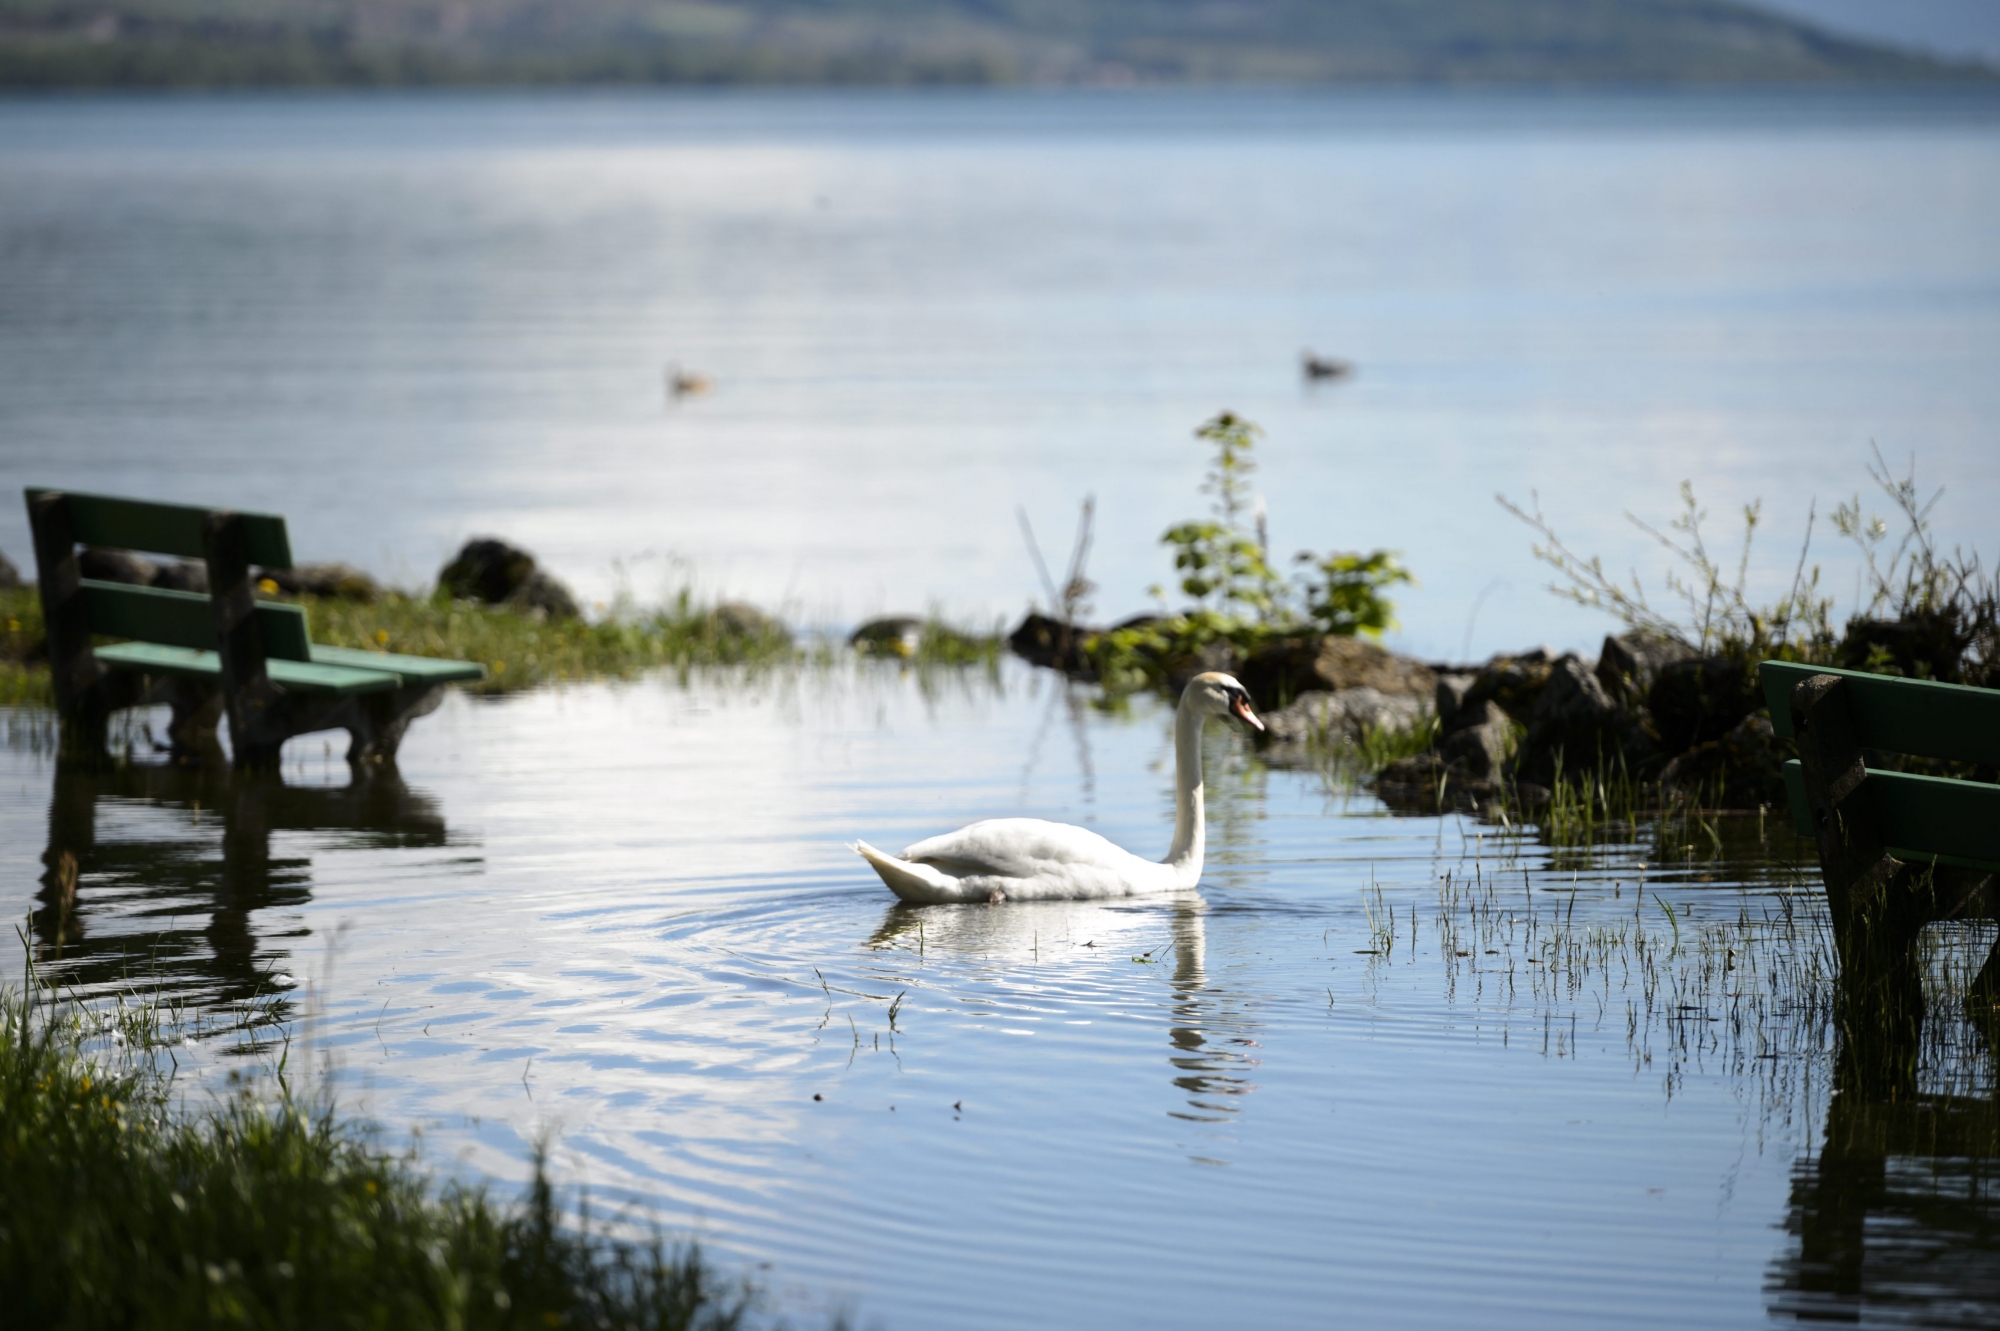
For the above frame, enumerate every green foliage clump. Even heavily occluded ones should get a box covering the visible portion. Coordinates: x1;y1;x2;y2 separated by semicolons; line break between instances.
1089;412;1412;693
0;587;53;706
1297;551;1414;638
0;979;755;1330
1158;413;1288;623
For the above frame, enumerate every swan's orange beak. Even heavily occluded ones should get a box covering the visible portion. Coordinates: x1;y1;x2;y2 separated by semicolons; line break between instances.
1231;695;1264;731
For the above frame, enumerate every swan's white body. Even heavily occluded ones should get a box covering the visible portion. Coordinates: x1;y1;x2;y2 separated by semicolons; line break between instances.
854;672;1262;904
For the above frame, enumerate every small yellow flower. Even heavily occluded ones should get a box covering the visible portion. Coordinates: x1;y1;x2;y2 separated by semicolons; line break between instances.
493;661;506;673
374;629;390;646
257;578;280;595
5;619;18;632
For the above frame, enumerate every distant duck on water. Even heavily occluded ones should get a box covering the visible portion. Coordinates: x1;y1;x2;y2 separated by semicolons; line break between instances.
1301;351;1354;381
853;672;1264;904
666;363;713;398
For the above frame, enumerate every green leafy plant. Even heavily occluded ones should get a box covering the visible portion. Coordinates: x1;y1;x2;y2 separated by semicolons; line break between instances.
1157;413;1288;622
1089;412;1413;693
1296;550;1413;637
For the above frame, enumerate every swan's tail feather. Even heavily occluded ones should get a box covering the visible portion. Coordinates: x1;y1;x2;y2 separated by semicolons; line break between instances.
853;840;959;904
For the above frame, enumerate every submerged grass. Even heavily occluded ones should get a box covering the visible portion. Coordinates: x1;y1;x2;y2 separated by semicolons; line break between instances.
0;971;769;1330
1357;852;2000;1106
1305;712;1438;792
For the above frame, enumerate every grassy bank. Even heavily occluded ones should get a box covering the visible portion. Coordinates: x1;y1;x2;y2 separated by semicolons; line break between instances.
304;591;800;695
0;585;1002;703
0;977;765;1329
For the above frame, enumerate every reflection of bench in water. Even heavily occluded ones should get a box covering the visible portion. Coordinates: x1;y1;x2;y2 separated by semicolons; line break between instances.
34;758;447;1005
26;488;483;769
1767;1066;2000;1323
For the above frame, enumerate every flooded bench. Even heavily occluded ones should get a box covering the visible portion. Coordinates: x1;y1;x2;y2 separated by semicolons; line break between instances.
26;487;484;769
1761;660;2000;1038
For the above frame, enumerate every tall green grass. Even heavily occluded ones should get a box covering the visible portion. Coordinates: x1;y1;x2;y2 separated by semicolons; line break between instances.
0;974;770;1330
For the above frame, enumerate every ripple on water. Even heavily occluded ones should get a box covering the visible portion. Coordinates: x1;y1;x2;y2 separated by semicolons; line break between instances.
2;667;1995;1328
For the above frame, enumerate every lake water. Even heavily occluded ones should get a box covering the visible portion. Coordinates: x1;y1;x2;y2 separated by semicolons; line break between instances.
4;88;2000;1326
4;664;1998;1328
2;89;1997;658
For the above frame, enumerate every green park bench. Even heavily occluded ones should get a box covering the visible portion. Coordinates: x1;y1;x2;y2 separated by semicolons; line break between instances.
1760;660;1998;1023
27;488;484;769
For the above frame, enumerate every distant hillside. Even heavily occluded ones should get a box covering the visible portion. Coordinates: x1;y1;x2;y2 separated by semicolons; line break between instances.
0;0;1989;89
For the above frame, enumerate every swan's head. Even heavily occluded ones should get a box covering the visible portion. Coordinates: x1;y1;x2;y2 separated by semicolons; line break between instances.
1185;671;1264;732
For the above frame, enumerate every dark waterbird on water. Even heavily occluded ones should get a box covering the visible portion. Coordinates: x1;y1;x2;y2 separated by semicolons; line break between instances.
665;362;713;398
1302;351;1354;381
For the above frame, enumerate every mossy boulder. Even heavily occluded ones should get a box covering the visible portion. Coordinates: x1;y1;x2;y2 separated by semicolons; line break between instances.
1647;656;1762;754
1658;712;1785;809
1236;633;1436;710
438;538;579;620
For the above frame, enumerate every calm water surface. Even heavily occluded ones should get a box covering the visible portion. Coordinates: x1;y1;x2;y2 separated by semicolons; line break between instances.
2;89;1998;655
4;665;1996;1328
4;88;1999;1326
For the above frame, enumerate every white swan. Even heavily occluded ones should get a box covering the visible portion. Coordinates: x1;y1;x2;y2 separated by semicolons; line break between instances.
853;672;1264;903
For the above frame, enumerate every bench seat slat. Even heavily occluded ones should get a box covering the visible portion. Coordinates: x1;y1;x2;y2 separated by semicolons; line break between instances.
94;643;402;696
82;579;314;662
308;644;486;684
29;488;292;567
1762;660;2000;767
1782;760;2000;874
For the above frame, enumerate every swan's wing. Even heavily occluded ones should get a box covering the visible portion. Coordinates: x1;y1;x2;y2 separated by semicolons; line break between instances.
901;818;1133;880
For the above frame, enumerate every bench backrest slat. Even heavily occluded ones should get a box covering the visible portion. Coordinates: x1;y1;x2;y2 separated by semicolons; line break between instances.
28;488;293;569
81;580;313;663
1761;660;2000;767
1782;760;2000;874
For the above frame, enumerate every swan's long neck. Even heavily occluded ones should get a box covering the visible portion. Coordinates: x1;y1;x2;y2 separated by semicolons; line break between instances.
1164;698;1205;882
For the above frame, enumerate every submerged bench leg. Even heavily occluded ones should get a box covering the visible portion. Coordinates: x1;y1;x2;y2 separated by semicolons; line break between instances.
1792;673;1932;1073
1969;935;2000;1027
54;674;148;767
344;685;445;771
163;678;227;767
234;684;448;773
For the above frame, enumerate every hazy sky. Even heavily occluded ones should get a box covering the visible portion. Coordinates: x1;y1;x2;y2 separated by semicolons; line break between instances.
1754;0;2000;61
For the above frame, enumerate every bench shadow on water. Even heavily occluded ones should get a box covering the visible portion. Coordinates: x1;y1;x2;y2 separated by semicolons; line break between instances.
32;754;448;1011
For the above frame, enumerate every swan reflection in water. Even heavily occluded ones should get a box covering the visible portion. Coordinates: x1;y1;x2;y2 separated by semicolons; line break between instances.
33;757;450;1007
866;894;1260;1128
